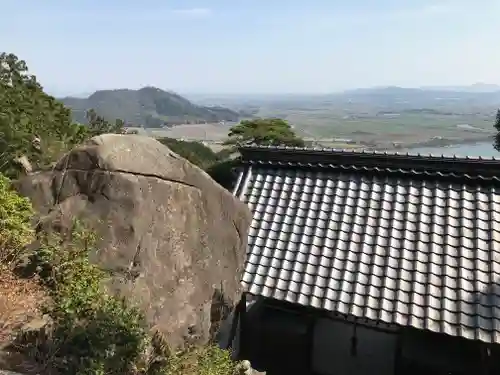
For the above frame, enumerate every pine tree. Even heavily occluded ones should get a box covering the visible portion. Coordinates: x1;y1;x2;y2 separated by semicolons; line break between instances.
224;118;305;147
0;52;75;176
494;109;500;151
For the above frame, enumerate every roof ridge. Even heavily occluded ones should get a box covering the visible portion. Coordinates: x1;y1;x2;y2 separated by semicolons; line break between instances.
239;144;500;161
238;144;500;180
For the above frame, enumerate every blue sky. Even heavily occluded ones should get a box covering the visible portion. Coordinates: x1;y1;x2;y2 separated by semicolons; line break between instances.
2;0;500;95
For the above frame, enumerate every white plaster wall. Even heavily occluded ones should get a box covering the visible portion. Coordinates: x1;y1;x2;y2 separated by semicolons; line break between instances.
312;318;397;375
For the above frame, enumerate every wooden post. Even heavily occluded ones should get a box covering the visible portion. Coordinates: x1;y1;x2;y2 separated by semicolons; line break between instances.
480;343;491;375
393;329;403;375
227;297;242;350
238;293;248;359
305;316;315;374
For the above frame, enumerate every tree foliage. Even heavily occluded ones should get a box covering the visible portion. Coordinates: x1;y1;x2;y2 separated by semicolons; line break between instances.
86;108;124;137
224;118;304;147
0;52;127;178
0;53;80;176
157;137;239;189
493;109;500;151
157;137;223;169
205;159;239;191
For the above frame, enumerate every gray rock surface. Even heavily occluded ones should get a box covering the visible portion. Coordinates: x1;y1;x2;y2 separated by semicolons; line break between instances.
14;134;252;348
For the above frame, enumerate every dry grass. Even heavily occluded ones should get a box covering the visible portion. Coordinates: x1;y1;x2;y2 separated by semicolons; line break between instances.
0;266;49;372
0;267;46;342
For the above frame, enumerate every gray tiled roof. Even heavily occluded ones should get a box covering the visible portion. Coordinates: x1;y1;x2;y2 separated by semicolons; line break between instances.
234;146;500;344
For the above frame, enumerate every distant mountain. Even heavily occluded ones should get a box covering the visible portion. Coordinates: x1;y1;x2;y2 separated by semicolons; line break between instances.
60;87;242;127
189;85;500;110
422;83;500;93
330;86;500;110
215;86;500;118
340;85;499;96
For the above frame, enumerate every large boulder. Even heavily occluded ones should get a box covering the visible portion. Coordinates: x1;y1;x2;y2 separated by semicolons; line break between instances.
14;134;251;348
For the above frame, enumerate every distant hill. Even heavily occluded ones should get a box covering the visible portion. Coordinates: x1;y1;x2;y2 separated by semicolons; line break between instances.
339;85;500;97
60;87;242;127
187;85;500;114
422;83;500;93
328;86;500;111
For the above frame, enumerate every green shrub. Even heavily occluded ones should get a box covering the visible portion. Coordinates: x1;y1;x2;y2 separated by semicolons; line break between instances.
0;174;239;374
165;345;237;375
24;221;148;374
20;221;239;375
205;159;239;191
0;173;34;264
156;137;239;190
157;137;222;169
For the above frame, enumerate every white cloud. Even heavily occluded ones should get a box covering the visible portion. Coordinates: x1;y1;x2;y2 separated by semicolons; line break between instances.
278;2;460;31
402;1;500;19
171;8;212;18
419;3;453;14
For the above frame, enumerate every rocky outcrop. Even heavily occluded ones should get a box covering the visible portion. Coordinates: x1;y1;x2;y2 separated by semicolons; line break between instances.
14;134;252;348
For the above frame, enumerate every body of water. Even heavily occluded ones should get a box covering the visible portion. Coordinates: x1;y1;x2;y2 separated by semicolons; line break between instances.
401;142;500;158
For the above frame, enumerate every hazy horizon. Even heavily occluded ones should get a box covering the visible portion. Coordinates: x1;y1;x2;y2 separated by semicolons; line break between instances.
5;0;500;96
52;83;500;99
